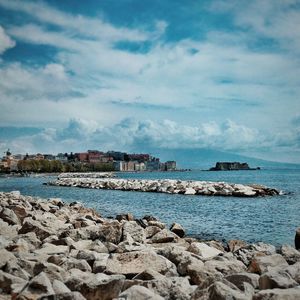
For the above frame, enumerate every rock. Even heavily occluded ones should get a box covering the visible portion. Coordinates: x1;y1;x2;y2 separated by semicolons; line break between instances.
188;242;222;260
52;279;71;294
281;244;300;264
93;255;109;273
123;221;146;243
150;229;178;243
284;262;300;284
18;217;54;240
184;188;196;195
72;239;108;253
133;269;165;281
0;270;26;294
147;220;165;229
116;213;134;222
33;262;68;282
170;223;185;238
191;280;254;300
0;249;17;268
295;228;300;250
248;254;288;274
18;272;55;298
204;254;247;276
253;287;300;299
105;250;178;277
0;208;20;225
228;240;248;252
48;255;92;272
145;226;161;239
259;270;298;289
65;269;125;300
39;292;86;300
116;285;164;300
226;272;260;290
34;243;70;256
4;260;31;280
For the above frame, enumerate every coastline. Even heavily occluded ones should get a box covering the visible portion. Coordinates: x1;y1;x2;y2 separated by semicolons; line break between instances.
0;190;299;299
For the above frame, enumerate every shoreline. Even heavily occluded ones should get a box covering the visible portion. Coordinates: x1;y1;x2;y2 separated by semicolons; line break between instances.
0;190;299;299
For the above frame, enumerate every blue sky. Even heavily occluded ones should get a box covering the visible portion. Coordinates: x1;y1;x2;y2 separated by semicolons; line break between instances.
0;0;300;163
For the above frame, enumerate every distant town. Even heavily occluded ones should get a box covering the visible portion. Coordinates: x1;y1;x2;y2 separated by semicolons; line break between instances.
0;149;177;174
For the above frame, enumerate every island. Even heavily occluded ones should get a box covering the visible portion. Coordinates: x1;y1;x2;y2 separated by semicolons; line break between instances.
209;162;260;171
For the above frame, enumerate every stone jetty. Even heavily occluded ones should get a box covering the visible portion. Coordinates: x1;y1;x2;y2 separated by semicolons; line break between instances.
0;191;299;299
47;177;280;197
58;172;116;179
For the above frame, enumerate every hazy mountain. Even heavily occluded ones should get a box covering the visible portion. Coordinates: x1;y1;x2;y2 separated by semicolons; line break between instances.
143;148;300;170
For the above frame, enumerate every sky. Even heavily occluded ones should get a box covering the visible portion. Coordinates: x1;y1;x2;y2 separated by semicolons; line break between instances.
0;0;300;163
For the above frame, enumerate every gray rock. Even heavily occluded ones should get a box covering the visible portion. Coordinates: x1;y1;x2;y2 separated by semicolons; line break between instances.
281;244;300;265
52;279;71;294
117;285;164;300
105;250;178;277
73;239;108;253
187;242;222;260
92;255;109;273
18;217;54;240
18;271;55;298
33;262;68;282
253;287;300;300
226;272;260;290
4;260;31;280
0;270;26;294
150;229;178;243
0;249;17;269
133;269;166;281
191;280;253;300
145;226;161;239
170;222;185;238
0;207;20;225
65;269;125;300
248;254;288;274
48;255;92;272
228;239;248;252
147;220;166;229
123;221;146;243
9;205;28;222
34;243;70;256
259;270;298;289
39;291;86;300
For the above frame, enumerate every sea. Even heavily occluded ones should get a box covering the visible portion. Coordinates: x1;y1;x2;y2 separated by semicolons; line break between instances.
0;168;299;246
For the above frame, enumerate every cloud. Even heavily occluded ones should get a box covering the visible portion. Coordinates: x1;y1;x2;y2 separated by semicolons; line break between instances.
0;25;15;54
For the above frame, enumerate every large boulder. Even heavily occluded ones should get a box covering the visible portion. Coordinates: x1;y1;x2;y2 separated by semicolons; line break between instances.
18;217;54;240
226;272;260;290
0;207;20;225
259;270;298;289
253;287;300;300
150;229;178;243
170;223;185;238
280;244;300;265
116;285;164;300
248;254;288;274
0;249;17;269
105;250;178;277
187;242;222;260
0;270;26;294
123;221;146;243
65;269;125;300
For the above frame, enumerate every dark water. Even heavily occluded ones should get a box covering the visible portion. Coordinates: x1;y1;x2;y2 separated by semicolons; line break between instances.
0;169;299;246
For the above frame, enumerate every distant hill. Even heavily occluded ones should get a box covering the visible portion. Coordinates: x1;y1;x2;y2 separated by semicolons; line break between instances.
139;148;300;170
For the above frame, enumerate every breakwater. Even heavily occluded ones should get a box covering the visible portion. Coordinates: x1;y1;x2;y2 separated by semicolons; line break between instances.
46;177;280;197
58;172;116;179
0;191;299;299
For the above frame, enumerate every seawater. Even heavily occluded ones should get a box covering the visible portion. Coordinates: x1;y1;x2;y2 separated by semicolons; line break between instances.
0;168;299;246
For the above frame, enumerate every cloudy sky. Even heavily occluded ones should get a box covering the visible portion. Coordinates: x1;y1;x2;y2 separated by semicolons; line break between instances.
0;0;300;163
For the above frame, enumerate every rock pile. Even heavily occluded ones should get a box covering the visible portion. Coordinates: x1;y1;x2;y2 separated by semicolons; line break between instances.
46;177;280;197
58;173;116;179
0;191;299;300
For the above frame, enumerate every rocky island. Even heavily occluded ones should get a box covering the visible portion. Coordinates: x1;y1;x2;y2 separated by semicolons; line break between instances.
46;175;280;197
209;162;260;171
0;191;299;299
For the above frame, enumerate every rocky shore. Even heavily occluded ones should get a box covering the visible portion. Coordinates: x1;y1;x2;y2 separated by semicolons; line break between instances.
46;177;280;197
0;191;299;299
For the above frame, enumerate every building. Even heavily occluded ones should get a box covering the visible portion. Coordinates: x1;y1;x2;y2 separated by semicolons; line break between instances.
146;157;160;171
127;153;150;162
165;161;176;171
75;152;89;162
107;151;127;161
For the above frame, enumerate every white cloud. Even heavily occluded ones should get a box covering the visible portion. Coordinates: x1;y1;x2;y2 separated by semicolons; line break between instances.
0;25;15;54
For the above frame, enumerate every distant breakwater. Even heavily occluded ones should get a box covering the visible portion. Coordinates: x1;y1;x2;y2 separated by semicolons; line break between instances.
45;177;281;197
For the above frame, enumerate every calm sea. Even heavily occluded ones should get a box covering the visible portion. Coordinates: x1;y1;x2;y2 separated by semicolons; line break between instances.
1;168;299;246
